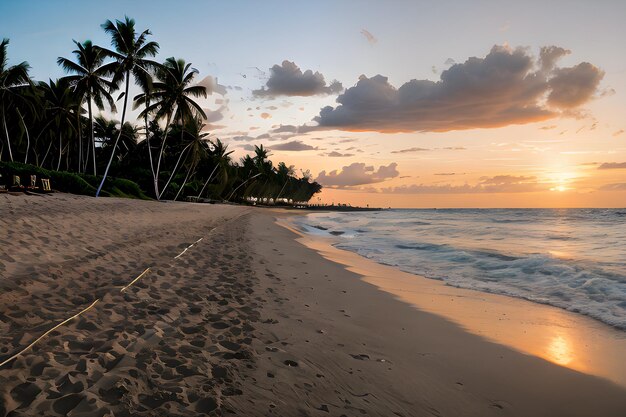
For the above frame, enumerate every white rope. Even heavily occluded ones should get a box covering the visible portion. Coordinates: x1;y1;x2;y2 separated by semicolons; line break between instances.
0;299;100;368
173;237;203;259
120;268;151;293
0;231;212;371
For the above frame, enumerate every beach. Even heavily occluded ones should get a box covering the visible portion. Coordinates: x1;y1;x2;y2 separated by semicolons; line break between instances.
1;195;626;416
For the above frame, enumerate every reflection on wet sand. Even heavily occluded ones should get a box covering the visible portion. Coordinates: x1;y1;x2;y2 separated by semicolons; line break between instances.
285;224;626;388
547;334;574;366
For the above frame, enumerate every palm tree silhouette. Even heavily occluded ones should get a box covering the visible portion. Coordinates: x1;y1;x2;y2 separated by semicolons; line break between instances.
136;57;206;199
0;38;30;162
37;79;81;170
173;116;211;200
197;138;233;199
57;40;116;175
96;16;159;197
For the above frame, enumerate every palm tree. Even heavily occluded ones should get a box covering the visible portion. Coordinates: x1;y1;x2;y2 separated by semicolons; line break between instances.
96;16;159;197
37;79;81;170
0;38;30;162
172;117;210;200
134;72;157;191
274;162;295;202
136;57;206;199
197;138;233;199
57;40;117;175
94;116;137;158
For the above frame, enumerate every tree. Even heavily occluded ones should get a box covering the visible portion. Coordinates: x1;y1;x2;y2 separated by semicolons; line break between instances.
197;138;233;199
0;38;30;162
172;117;210;200
136;57;206;199
57;40;116;174
36;79;81;170
96;16;159;197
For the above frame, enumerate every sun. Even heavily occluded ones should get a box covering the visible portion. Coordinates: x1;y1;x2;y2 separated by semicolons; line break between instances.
551;185;569;192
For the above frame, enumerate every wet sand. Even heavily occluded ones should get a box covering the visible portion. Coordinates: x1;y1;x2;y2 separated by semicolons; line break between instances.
1;194;625;416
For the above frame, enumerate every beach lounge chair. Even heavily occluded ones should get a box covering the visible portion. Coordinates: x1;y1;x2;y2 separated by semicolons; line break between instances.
10;175;25;192
28;175;40;191
41;178;53;193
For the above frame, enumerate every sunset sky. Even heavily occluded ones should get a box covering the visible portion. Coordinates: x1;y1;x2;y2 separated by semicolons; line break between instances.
2;0;625;207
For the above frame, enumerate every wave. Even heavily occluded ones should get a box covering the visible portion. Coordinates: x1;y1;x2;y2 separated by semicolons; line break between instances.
297;208;626;331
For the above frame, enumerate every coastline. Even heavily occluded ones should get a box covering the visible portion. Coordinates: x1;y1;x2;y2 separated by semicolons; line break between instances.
278;214;626;388
1;195;625;416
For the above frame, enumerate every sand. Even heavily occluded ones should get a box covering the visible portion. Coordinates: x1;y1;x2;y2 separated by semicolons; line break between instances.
1;194;625;416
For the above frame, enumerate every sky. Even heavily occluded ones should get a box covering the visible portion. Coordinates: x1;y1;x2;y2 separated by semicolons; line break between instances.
2;0;625;207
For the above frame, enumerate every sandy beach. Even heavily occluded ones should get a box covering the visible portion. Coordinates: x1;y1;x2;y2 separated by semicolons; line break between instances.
1;194;626;416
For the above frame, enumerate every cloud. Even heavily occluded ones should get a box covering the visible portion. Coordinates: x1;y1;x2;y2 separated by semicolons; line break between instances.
253;60;343;97
613;129;624;137
231;135;256;142
600;183;626;191
391;147;430;153
377;175;544;194
310;45;604;133
271;124;298;133
539;46;570;72
197;75;227;95
547;63;604;108
360;29;377;45
325;151;354;157
598;162;626;170
316;162;399;187
260;112;272;119
270;140;317;151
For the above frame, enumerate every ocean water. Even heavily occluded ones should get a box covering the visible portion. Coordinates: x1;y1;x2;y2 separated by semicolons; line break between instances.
295;209;626;330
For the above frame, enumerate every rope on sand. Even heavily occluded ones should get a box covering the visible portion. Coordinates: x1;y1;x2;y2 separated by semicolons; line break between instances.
120;268;151;293
0;215;247;371
173;237;204;259
0;299;101;368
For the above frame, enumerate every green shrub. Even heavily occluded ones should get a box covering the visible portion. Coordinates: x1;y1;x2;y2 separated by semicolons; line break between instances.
0;161;149;199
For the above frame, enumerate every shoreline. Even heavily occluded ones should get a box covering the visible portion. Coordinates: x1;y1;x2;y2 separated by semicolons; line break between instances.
1;195;625;416
278;214;626;389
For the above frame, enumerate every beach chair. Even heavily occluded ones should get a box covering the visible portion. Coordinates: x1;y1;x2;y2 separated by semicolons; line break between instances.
10;175;25;192
28;175;40;191
41;178;53;193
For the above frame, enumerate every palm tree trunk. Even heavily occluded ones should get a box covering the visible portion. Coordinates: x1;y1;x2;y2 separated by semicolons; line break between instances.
57;133;62;171
154;113;173;199
227;173;261;201
158;142;192;199
197;163;219;198
144;105;158;197
2;110;14;162
88;97;96;175
41;138;54;168
17;109;30;164
275;178;290;202
77;111;83;173
174;165;194;201
96;72;129;197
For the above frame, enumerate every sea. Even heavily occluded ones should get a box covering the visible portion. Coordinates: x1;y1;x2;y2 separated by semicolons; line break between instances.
294;209;626;330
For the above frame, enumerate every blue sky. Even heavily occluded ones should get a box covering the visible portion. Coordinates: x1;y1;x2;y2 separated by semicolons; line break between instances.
2;0;625;207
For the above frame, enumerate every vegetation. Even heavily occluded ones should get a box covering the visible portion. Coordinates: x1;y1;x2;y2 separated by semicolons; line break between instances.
0;18;322;204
